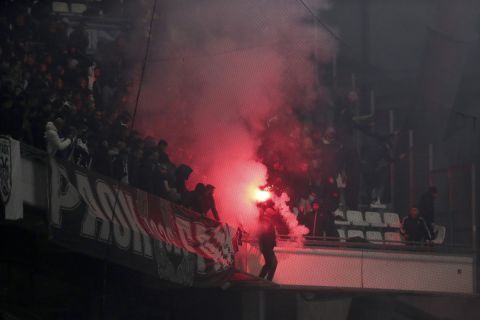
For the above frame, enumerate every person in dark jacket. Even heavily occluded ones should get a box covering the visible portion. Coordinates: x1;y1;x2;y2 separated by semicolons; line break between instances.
138;150;158;194
361;130;404;206
258;207;277;281
310;201;338;240
90;139;111;177
175;164;193;201
68;23;89;53
128;147;143;189
153;163;174;200
401;207;432;244
200;184;220;221
157;139;172;165
111;145;129;184
189;183;206;213
417;186;438;232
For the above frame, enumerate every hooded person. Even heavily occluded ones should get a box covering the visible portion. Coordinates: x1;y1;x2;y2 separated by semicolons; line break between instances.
154;162;180;202
200;184;220;221
174;164;193;201
186;183;209;216
69;124;91;168
417;186;438;235
111;142;129;184
258;207;278;281
44;117;73;157
157;139;172;166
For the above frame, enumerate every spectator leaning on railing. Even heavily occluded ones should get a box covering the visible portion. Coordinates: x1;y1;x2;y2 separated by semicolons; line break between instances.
44;117;74;157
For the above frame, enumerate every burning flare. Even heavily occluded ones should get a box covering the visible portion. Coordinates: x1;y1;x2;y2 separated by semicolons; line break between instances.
252;188;272;203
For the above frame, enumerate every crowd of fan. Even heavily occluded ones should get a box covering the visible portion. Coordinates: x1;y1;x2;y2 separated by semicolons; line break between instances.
1;1;410;230
0;1;220;221
258;90;406;237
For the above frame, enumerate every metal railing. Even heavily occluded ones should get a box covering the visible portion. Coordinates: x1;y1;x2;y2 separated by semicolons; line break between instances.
242;234;475;256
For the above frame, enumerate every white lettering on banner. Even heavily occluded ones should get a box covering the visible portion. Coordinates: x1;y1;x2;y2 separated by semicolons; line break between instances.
175;217;197;253
158;218;183;249
211;225;233;267
163;242;183;256
0;136;23;220
214;225;234;260
141;216;184;250
139;214;230;265
96;181;131;250
50;160;233;267
192;223;213;257
142;235;153;259
119;191;153;258
193;223;226;264
153;220;168;243
0;137;11;206
158;201;182;247
76;172;110;241
50;162;82;227
72;168;153;258
140;217;162;240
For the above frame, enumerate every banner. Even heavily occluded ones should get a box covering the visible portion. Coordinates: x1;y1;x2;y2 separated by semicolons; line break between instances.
48;157;236;286
0;136;23;220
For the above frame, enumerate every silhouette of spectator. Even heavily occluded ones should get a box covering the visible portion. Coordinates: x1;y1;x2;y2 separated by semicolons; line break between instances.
154;162;180;202
417;186;438;234
174;164;193;201
200;184;220;221
258;207;278;281
157;139;172;165
44;117;73;156
68;22;89;53
401;207;432;244
188;183;206;213
128;147;144;189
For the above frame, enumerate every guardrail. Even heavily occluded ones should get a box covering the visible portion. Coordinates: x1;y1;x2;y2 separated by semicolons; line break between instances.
242;235;475;256
19;143;477;258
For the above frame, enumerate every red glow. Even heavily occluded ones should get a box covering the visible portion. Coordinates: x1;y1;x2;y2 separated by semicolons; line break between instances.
252;188;271;202
188;159;269;232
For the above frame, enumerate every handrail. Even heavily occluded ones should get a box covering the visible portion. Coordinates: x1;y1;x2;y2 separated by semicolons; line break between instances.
243;235;475;255
18;142;476;256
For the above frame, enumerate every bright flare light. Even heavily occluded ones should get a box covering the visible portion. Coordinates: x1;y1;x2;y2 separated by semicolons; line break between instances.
253;189;271;202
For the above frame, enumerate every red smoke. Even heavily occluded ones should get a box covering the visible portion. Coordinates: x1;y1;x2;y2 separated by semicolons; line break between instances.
209;160;268;231
133;0;336;235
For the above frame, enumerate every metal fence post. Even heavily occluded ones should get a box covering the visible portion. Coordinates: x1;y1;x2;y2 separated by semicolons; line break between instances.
408;130;414;206
389;110;395;208
333;53;337;92
428;144;433;186
448;167;454;245
352;74;360;156
370;90;376;116
472;164;477;293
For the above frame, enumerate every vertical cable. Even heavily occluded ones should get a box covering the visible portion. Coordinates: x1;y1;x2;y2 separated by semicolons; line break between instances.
131;0;158;130
100;0;158;315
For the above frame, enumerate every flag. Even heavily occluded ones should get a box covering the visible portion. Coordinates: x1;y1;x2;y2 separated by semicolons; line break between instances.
0;136;23;220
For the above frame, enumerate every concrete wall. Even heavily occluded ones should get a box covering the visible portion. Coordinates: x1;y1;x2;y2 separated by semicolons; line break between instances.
238;243;474;294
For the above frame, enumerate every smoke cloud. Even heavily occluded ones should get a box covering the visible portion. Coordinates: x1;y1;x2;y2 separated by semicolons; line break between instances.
134;0;337;233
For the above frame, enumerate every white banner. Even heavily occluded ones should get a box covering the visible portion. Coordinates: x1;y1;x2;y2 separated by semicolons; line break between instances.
0;136;23;220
